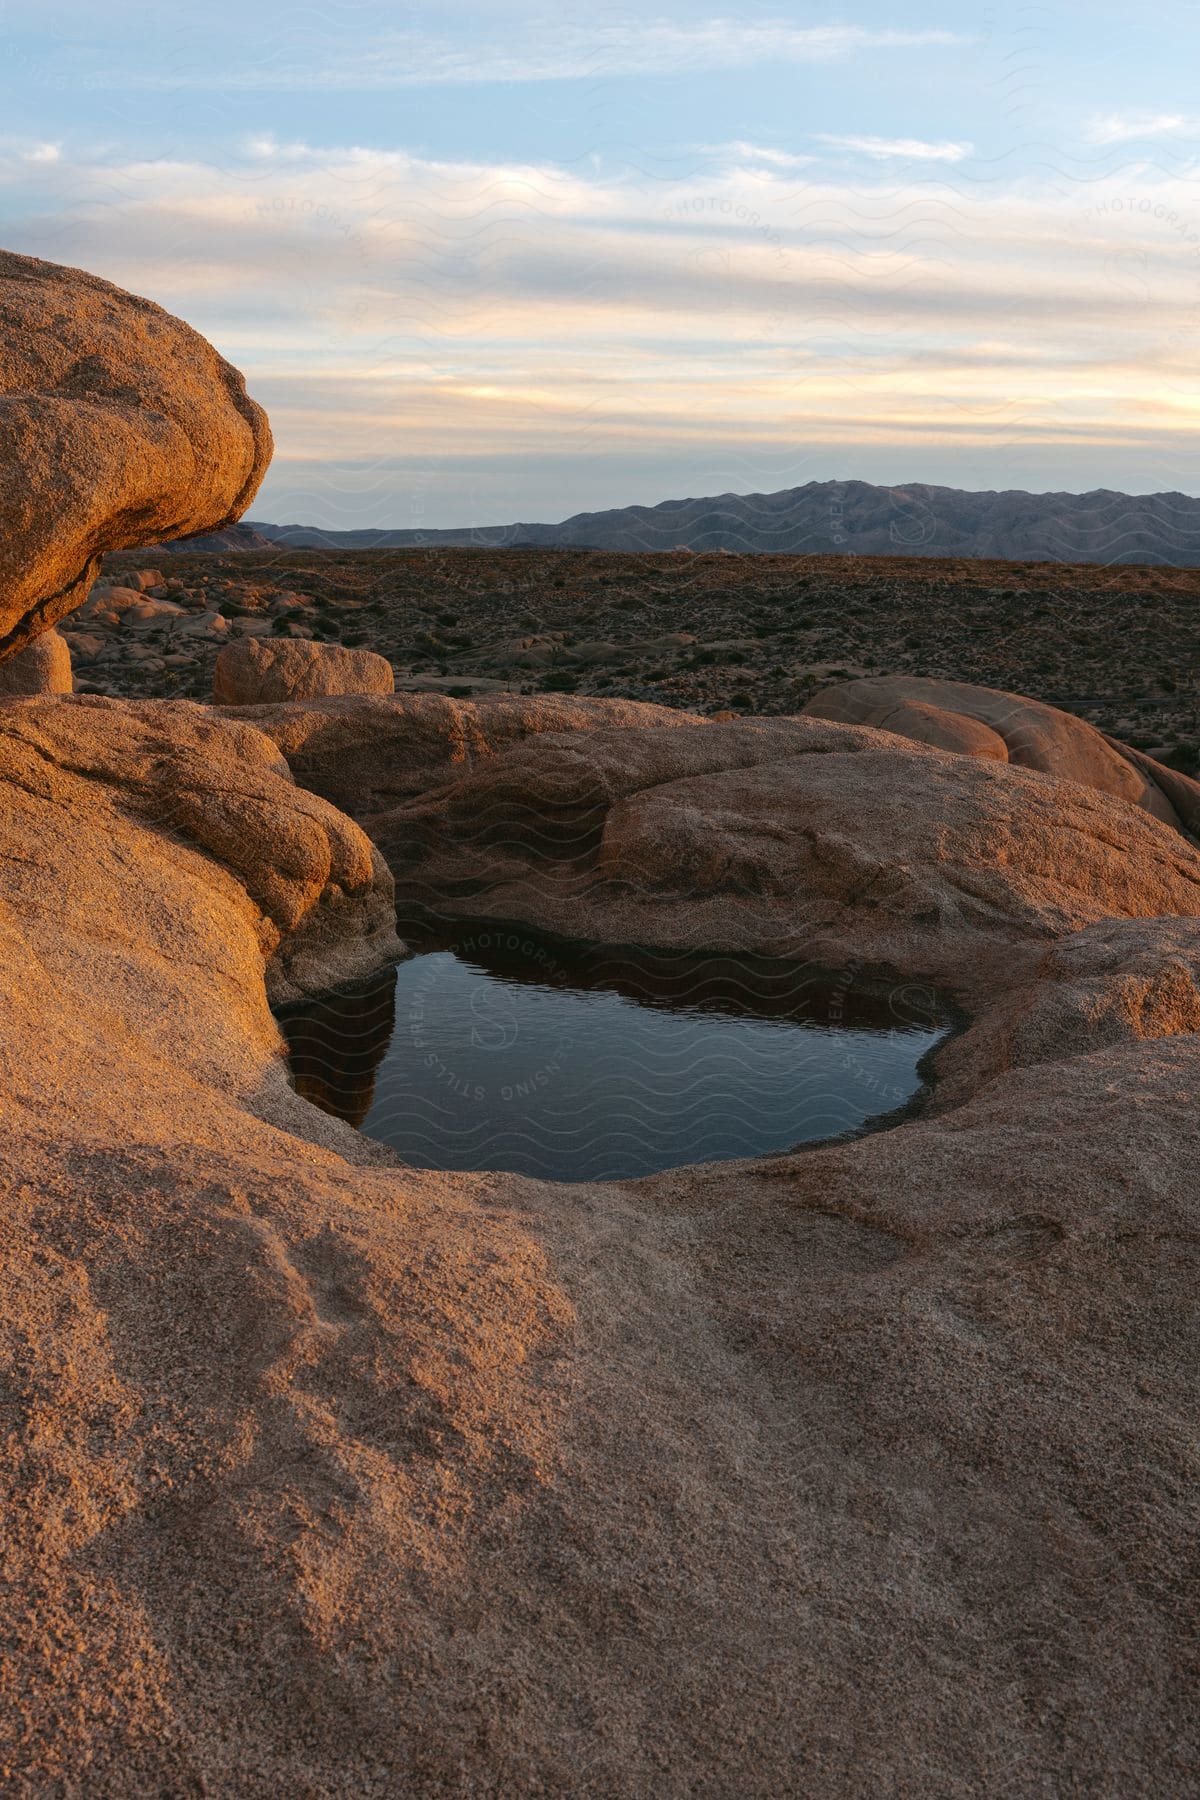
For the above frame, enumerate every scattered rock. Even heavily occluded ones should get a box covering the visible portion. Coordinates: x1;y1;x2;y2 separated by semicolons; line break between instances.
177;611;230;641
124;599;186;629
60;630;105;662
44;549;1200;769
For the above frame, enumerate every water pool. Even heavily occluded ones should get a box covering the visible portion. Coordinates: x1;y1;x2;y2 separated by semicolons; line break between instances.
278;928;948;1182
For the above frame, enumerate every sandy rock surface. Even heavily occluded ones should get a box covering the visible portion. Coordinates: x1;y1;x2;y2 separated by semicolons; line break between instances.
0;250;271;660
0;627;72;695
213;636;396;704
1;688;1199;1793
804;672;1199;831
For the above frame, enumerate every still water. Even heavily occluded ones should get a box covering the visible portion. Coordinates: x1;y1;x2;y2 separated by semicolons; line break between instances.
278;927;948;1182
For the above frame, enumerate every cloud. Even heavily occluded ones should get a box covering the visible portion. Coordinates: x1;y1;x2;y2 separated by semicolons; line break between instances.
112;20;967;90
703;142;816;171
3;135;1197;518
1085;113;1200;146
813;134;974;163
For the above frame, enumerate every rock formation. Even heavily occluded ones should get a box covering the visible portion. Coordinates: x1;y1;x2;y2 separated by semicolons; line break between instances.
225;689;696;817
2;688;1200;1793
213;637;396;705
803;672;1200;832
354;710;1200;995
0;250;271;661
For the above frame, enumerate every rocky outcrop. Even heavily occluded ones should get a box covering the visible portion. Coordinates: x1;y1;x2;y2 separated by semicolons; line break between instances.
370;713;1200;996
3;688;1200;1793
0;627;71;696
1105;734;1200;835
0;696;400;1004
0;250;271;661
803;673;1200;832
213;637;396;705
227;689;697;819
929;913;1200;1109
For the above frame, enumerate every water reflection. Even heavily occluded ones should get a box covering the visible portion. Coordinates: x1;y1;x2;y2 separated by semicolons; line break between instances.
281;962;398;1127
276;926;949;1181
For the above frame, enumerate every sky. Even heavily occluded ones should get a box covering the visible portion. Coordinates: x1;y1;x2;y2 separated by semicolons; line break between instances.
3;0;1200;528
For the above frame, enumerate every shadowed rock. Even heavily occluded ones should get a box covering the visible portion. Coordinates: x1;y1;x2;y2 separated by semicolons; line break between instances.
225;689;697;817
0;249;271;660
371;712;1200;995
276;962;398;1125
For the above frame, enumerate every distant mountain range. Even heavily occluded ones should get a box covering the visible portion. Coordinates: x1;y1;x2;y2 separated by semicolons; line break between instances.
203;479;1200;565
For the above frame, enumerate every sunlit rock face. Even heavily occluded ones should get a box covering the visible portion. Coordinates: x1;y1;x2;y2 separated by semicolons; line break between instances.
0;249;271;660
804;672;1200;833
16;250;1200;1789
213;637;396;705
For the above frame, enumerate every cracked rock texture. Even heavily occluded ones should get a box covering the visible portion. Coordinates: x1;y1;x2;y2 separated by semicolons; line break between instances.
0;250;271;661
2;689;1199;1794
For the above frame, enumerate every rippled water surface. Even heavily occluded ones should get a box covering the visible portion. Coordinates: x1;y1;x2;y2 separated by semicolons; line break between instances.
279;928;949;1182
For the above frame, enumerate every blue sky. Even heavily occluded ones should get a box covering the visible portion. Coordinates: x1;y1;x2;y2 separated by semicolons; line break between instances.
3;1;1200;526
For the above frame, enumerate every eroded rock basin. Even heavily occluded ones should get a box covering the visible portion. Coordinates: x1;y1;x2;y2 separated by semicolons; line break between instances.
278;926;951;1180
5;689;1200;1794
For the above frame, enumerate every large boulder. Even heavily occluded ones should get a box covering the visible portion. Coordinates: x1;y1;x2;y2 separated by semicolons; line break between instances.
0;249;271;660
0;626;71;696
213;637;396;705
802;673;1200;832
